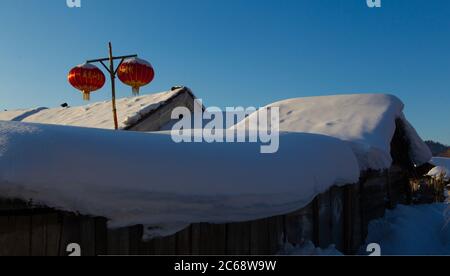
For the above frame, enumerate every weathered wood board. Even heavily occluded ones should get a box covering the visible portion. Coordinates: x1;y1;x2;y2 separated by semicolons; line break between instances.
0;168;417;256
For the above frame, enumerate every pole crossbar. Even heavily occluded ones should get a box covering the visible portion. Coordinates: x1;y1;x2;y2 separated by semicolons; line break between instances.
86;54;137;64
84;43;137;130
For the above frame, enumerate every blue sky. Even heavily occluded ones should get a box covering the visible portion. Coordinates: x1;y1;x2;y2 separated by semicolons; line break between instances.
0;0;449;144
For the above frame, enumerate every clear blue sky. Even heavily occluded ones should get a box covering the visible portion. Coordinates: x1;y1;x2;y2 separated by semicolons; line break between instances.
0;0;449;144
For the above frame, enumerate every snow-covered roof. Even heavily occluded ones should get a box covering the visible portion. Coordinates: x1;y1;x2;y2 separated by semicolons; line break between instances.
0;120;359;238
0;87;192;130
0;93;434;237
233;94;432;170
429;157;450;181
427;166;450;181
0;107;48;122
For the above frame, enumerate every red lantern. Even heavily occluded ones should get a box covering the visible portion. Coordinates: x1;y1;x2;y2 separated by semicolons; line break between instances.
117;57;155;96
68;63;106;101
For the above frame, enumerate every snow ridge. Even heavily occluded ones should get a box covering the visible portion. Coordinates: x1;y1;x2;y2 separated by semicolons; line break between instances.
233;94;432;170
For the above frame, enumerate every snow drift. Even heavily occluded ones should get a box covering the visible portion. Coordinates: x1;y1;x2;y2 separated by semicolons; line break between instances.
232;94;432;170
363;204;450;255
0;121;359;238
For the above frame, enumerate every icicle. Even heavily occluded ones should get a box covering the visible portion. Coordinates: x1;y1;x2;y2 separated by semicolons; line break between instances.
132;86;140;96
82;91;90;101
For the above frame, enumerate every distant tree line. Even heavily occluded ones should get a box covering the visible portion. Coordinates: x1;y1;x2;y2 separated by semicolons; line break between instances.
425;141;450;157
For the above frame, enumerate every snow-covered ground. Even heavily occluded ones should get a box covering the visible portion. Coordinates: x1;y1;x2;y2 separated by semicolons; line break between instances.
281;203;450;256
233;94;431;170
0;120;359;238
362;204;450;255
432;157;450;169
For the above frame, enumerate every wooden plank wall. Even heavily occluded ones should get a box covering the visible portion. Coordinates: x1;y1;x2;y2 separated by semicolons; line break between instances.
0;209;107;256
0;169;411;256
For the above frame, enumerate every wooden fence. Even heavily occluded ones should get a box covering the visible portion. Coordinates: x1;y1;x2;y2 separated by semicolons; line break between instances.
0;166;412;256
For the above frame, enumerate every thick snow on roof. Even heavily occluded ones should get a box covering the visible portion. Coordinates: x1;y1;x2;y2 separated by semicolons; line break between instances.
0;121;359;238
233;94;432;170
0;107;48;122
427;166;450;181
0;88;186;130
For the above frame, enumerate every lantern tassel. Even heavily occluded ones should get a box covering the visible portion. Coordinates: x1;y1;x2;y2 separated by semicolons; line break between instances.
82;91;90;101
132;87;140;96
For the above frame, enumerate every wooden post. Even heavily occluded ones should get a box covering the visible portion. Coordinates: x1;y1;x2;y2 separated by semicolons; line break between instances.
343;185;354;255
85;48;137;130
108;42;119;130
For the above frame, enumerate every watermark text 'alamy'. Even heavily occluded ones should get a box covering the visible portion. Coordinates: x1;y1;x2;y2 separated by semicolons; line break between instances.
67;0;81;8
170;100;280;154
